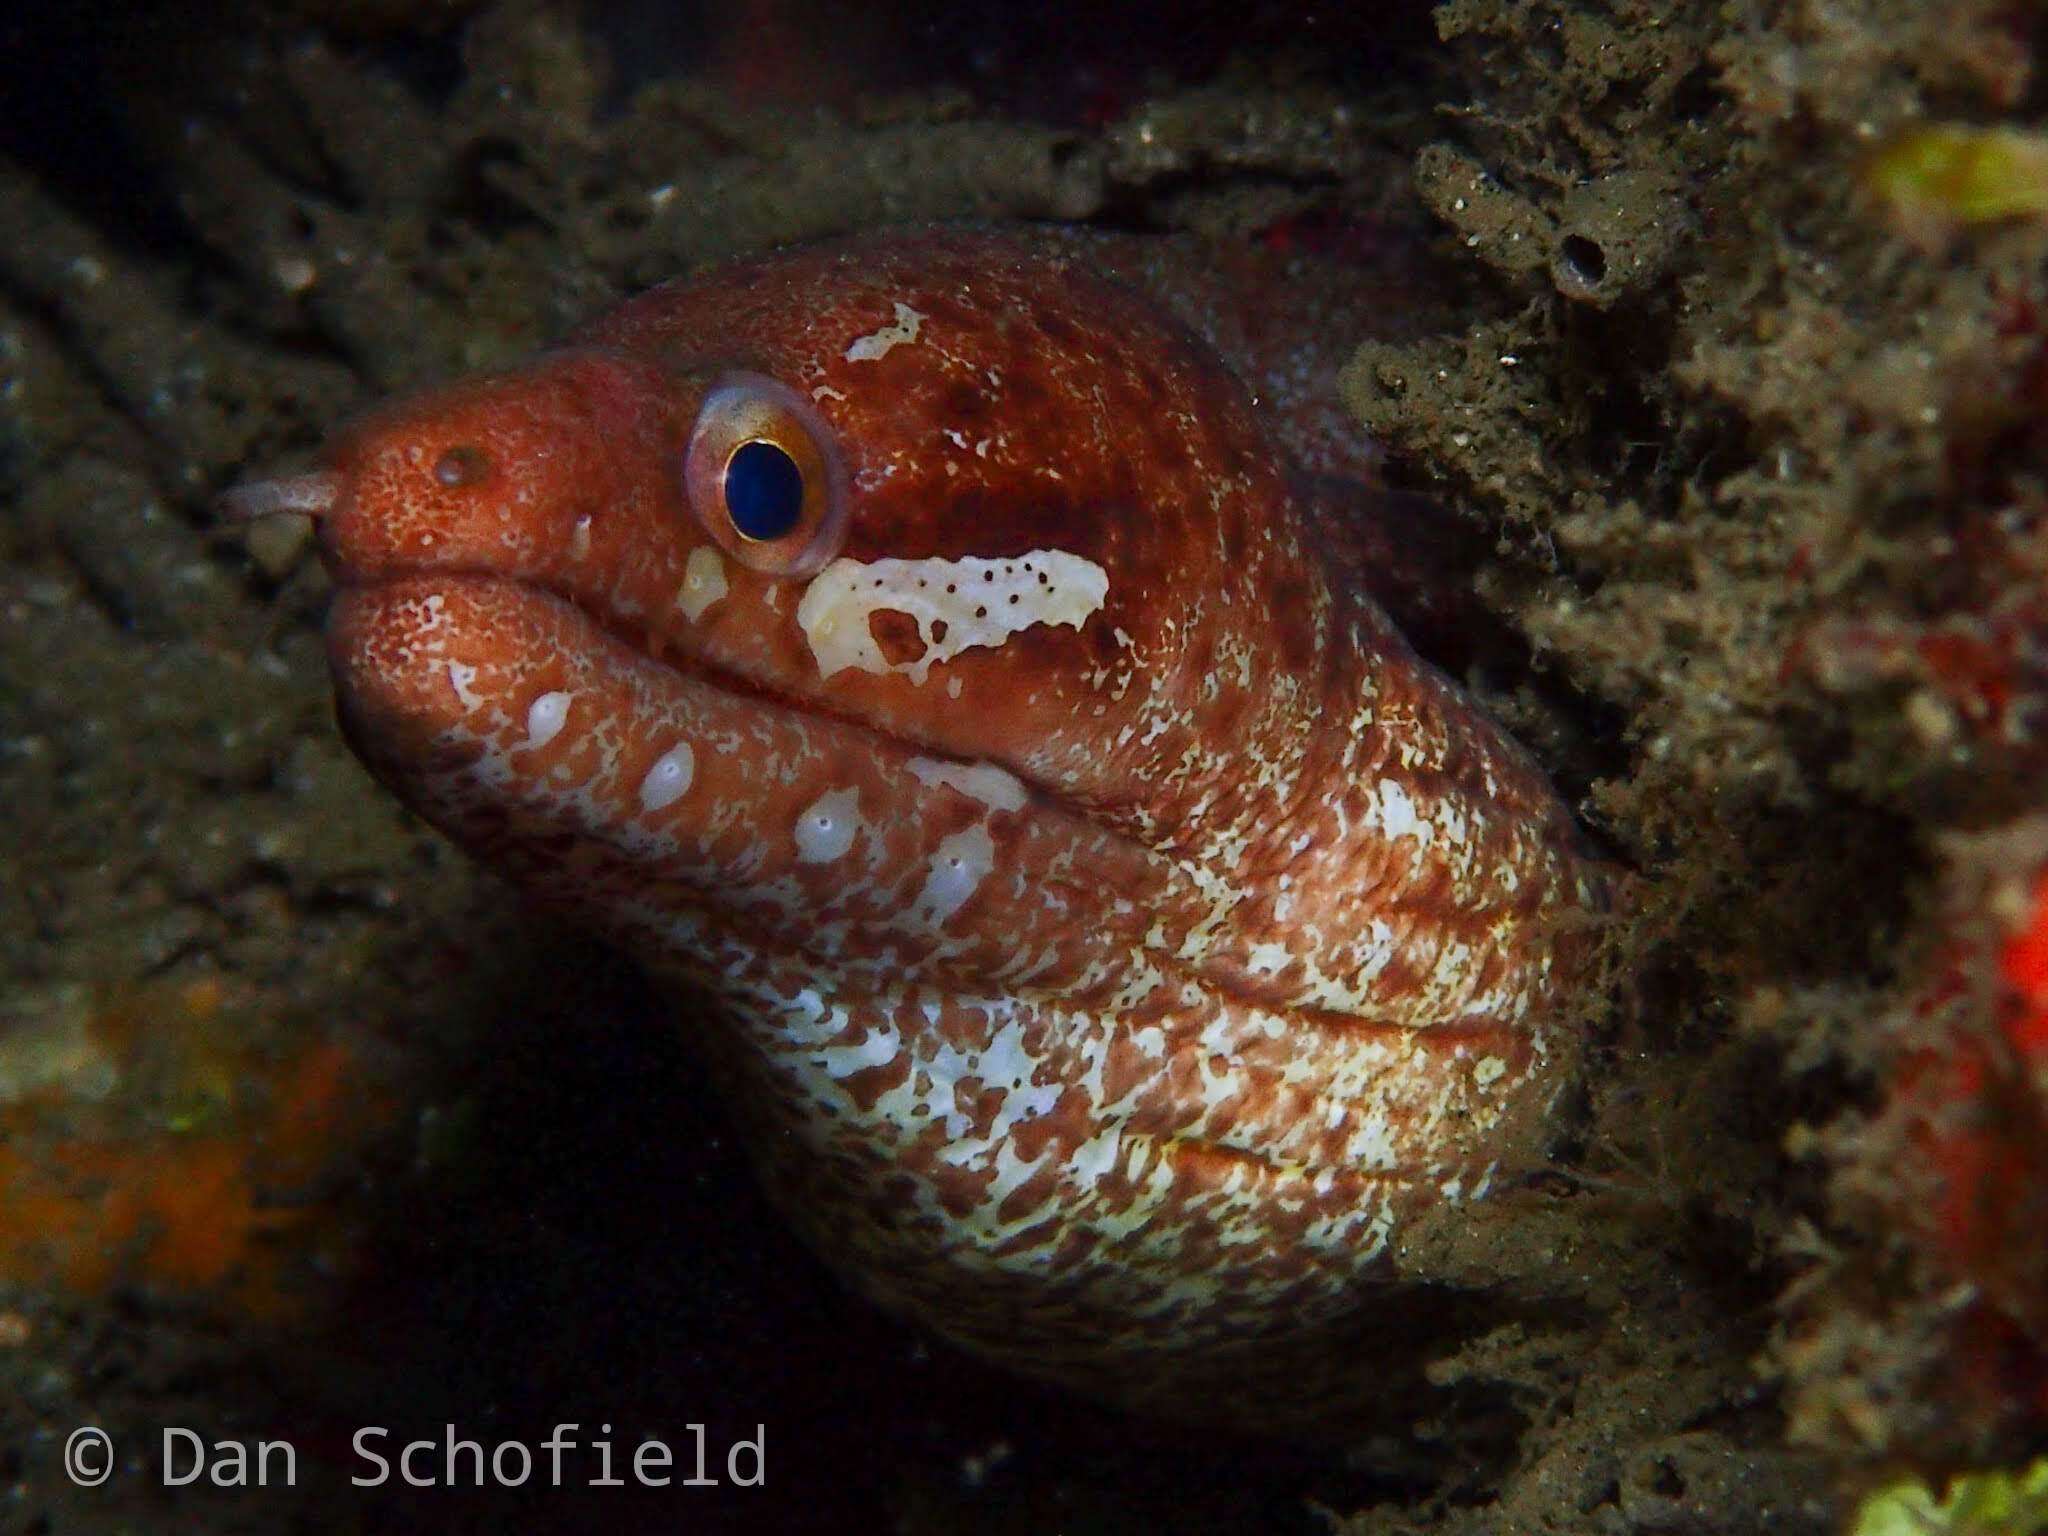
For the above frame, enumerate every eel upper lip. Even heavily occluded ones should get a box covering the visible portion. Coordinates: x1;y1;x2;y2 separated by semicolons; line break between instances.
216;469;803;729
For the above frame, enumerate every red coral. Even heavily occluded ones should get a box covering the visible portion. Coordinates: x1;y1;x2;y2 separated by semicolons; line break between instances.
1889;859;2048;1425
2000;869;2048;1055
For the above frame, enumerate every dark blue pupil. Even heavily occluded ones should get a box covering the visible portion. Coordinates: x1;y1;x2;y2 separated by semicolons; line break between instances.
724;440;805;541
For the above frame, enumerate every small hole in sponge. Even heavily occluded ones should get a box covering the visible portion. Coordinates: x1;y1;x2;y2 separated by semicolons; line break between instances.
1557;234;1607;292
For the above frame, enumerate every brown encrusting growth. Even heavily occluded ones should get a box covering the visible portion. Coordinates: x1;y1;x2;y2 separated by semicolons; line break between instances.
1344;0;2048;1485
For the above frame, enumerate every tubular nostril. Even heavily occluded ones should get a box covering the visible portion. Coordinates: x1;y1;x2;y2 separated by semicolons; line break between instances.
433;446;491;488
217;471;342;522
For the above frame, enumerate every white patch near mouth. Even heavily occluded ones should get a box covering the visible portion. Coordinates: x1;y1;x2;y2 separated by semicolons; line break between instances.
676;546;729;622
445;662;484;711
844;301;926;363
638;743;695;811
524;690;572;748
795;550;1109;683
915;824;996;927
795;786;862;864
907;756;1028;813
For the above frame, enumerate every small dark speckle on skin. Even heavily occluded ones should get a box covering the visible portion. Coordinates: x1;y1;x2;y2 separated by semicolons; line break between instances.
1003;371;1049;411
1034;307;1079;345
945;382;992;422
913;292;979;334
1267;576;1317;672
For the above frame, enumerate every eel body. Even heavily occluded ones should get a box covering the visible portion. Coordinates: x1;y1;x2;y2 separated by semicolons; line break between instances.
235;230;1611;1413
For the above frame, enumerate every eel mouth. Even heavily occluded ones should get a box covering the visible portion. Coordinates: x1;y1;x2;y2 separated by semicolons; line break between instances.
219;468;1030;797
222;467;1115;840
329;567;927;786
349;561;1055;817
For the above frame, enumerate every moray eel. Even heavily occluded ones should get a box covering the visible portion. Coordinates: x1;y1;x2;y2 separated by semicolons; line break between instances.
230;230;1611;1415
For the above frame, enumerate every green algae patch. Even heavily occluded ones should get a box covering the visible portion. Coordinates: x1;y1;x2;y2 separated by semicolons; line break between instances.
1852;1460;2048;1536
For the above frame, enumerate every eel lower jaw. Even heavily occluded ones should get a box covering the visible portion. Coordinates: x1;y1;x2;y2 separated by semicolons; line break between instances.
326;569;1157;1009
324;566;1091;854
337;555;1103;820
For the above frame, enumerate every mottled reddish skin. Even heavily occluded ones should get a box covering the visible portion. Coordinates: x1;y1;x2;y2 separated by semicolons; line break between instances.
299;230;1612;1416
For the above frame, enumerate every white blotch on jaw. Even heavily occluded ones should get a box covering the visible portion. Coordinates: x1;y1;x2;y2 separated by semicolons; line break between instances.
795;550;1109;683
1371;778;1430;845
915;824;995;926
568;515;593;562
906;757;1028;813
817;1023;902;1080
1244;941;1291;977
795;787;861;864
844;301;925;363
676;546;729;622
445;662;484;711
638;744;695;811
1070;1127;1122;1184
525;691;572;748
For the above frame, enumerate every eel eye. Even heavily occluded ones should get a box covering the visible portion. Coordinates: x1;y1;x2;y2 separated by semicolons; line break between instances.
724;440;803;540
683;372;847;576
